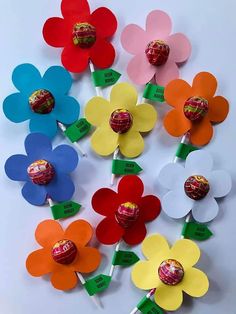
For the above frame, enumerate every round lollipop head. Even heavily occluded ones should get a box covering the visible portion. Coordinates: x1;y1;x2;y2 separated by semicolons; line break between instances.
51;239;77;265
72;22;96;48
29;89;55;114
184;175;210;200
115;202;140;228
109;109;133;133
158;259;184;286
184;96;209;122
27;159;55;185
145;40;170;66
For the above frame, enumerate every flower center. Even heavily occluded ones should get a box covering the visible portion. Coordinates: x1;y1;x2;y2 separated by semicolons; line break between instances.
109;109;133;133
72;22;96;48
145;40;170;66
29;89;55;114
27;159;55;185
115;202;140;228
184;175;210;200
184;96;209;122
51;239;77;265
158;259;184;286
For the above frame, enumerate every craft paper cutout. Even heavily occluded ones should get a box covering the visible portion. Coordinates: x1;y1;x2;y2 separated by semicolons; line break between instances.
26;219;101;291
164;72;229;146
92;175;161;245
121;10;191;86
3;64;80;139
43;0;117;73
85;82;157;158
131;234;209;311
157;150;231;222
5;133;78;206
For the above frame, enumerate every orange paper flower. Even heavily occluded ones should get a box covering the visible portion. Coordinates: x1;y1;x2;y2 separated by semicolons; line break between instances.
26;220;101;291
164;72;229;146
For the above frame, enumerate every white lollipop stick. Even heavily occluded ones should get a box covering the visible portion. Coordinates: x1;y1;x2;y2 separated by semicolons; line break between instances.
129;288;156;314
108;240;121;277
110;147;119;186
173;133;189;163
77;272;101;308
89;61;103;97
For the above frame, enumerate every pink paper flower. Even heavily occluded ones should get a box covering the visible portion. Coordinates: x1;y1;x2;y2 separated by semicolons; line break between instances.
121;10;191;86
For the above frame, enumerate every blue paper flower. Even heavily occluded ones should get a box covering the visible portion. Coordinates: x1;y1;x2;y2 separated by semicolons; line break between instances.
3;64;80;138
5;133;79;206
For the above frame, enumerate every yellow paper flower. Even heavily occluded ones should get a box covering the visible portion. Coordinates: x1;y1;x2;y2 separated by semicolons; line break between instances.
85;82;157;158
131;234;209;311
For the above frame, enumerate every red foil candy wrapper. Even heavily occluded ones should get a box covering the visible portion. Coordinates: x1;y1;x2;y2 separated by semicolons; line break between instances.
115;202;140;228
72;22;96;48
51;239;77;265
184;175;210;200
184;96;209;122
145;40;170;66
158;259;184;286
109;109;133;133
29;89;55;114
27;159;55;185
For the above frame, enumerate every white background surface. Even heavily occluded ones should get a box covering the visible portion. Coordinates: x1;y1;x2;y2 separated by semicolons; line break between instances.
0;0;236;313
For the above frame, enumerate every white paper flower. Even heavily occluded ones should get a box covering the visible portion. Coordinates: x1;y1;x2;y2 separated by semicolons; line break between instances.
158;150;232;223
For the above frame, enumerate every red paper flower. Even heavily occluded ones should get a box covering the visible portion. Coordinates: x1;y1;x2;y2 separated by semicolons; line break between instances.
43;0;117;73
92;175;161;245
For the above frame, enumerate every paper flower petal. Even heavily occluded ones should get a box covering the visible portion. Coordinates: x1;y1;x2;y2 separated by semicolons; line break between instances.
139;195;161;222
132;260;162;290
35;220;64;248
118;175;144;203
85;96;112;127
24;133;52;160
26;248;55;276
43;18;69;48
3;93;32;123
127;53;156;85
46;173;75;202
61;0;90;19
92;188;120;217
22;182;47;205
90;38;115;69
155;59;180;86
29;115;58;139
163;108;191;137
192;72;217;99
192;196;219;223
141;234;170;260
146;10;172;39
123;221;146;245
208;96;229;123
121;24;148;55
12;64;42;95
185;150;213;177
158;163;185;190
110;82;138;111
208;170;232;198
51;145;78;173
51;268;77;290
119;130;144;158
131;104;157;132
90;7;117;38
52;95;80;125
61;42;89;73
164;78;192;109
64;220;92;247
167;33;191;63
90;124;118;156
154;284;183;311
74;247;101;273
189;116;213;146
180;268;209;297
169;239;200;269
96;217;124;245
5;155;29;181
162;190;193;219
42;66;72;95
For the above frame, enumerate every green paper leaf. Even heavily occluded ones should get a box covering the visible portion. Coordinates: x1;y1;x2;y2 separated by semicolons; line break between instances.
64;118;91;143
51;201;81;220
84;274;111;296
92;69;121;87
143;83;165;102
112;159;143;175
137;297;164;314
182;222;213;241
175;143;199;160
112;250;139;266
